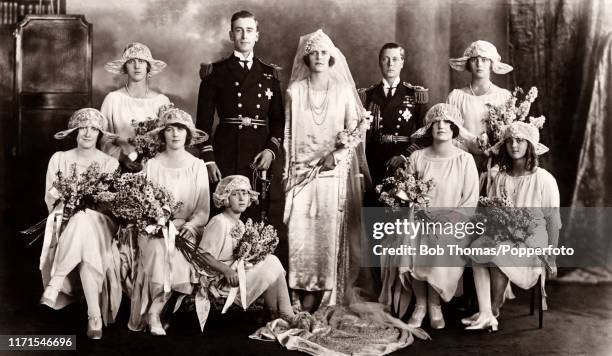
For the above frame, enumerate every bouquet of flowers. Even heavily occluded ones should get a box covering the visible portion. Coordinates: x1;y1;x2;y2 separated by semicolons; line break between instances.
478;86;546;153
375;167;435;208
102;172;182;237
231;218;279;265
336;110;373;149
128;117;162;163
20;163;118;243
473;195;537;246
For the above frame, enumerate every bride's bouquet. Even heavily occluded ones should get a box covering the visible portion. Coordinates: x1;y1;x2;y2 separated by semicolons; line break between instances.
336;110;373;149
479;86;546;154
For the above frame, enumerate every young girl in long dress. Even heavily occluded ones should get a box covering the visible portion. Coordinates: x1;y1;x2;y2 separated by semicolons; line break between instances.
40;108;121;339
464;121;561;330
101;42;170;170
127;107;210;335
402;104;480;329
198;175;299;328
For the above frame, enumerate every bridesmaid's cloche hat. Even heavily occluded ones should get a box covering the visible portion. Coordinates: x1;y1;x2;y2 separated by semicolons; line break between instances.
491;121;549;155
411;103;464;139
54;108;118;140
213;175;259;208
148;104;209;146
449;40;513;75
104;42;167;75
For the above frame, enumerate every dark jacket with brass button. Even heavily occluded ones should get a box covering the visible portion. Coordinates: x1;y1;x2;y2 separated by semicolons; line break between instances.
196;55;284;177
360;81;428;184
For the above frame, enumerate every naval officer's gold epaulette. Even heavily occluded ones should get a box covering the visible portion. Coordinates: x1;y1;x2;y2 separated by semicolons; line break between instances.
402;81;429;104
257;57;282;80
357;84;376;104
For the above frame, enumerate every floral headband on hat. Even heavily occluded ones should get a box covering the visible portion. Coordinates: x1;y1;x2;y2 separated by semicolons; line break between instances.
303;29;335;56
491;120;549;156
54;108;119;140
148;104;209;146
212;175;259;208
449;40;513;75
104;42;167;76
411;103;464;139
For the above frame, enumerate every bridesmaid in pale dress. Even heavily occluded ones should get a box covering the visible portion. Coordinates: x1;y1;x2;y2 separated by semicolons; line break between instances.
101;42;170;170
463;121;560;331
401;104;479;329
447;40;513;173
40;108;121;339
127;107;210;335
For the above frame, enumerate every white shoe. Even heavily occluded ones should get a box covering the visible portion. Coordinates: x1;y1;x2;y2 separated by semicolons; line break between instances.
465;313;499;332
461;312;480;326
407;305;427;328
40;286;59;307
86;316;102;339
429;304;445;329
148;314;166;336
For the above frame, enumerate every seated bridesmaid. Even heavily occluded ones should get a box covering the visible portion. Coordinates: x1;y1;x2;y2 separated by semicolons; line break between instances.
127;107;210;335
464;121;560;331
198;175;300;327
395;104;479;330
40;108;122;339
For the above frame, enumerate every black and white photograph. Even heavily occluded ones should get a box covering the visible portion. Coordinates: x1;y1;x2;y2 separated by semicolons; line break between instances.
0;0;611;355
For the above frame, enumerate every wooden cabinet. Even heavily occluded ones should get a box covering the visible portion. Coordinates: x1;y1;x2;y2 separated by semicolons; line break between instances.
6;14;92;226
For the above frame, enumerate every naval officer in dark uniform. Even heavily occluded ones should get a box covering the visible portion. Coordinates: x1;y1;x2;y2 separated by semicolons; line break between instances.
196;10;284;185
360;43;429;192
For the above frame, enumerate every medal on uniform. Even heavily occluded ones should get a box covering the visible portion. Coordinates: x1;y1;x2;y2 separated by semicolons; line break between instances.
265;88;273;100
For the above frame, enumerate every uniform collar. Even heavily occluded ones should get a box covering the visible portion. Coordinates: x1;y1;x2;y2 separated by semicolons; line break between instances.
382;77;400;89
233;51;254;62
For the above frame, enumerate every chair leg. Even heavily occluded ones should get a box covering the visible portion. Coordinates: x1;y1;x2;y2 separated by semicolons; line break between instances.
538;275;544;329
530;283;535;315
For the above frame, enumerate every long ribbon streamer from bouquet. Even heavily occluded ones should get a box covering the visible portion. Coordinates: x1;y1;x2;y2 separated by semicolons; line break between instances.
40;204;63;273
286;165;321;199
221;258;247;313
148;220;177;293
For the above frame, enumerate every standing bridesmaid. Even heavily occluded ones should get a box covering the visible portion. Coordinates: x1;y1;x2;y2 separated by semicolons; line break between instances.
101;42;170;171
